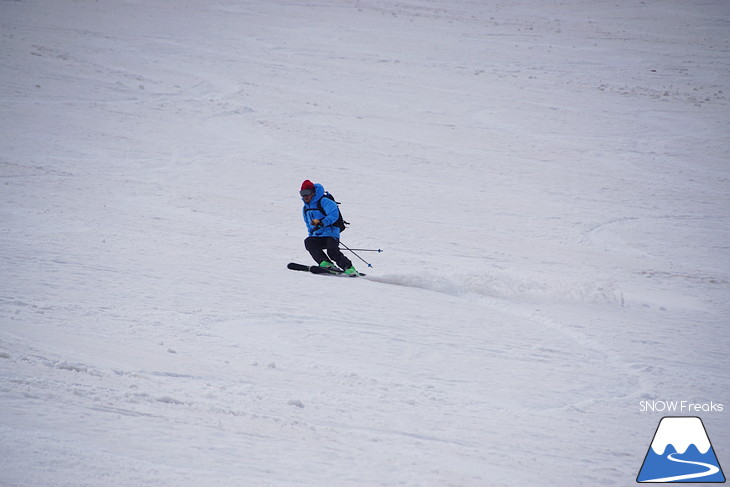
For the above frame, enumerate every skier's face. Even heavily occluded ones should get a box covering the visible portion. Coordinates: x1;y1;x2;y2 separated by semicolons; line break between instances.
300;189;314;203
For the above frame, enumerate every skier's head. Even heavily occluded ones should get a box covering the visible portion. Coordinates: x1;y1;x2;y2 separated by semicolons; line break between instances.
300;179;315;200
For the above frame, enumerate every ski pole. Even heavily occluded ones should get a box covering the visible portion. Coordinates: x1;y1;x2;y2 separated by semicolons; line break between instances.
339;247;384;253
339;241;374;268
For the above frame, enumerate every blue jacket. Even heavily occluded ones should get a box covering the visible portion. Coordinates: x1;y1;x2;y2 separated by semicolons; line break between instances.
302;183;341;238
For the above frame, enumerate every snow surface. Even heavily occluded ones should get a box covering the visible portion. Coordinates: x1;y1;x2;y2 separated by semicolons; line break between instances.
1;0;729;485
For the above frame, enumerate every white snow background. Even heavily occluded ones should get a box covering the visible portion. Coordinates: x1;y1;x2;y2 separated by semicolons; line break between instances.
1;0;728;485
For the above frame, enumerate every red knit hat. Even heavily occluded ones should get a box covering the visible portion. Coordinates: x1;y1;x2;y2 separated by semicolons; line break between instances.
301;180;315;192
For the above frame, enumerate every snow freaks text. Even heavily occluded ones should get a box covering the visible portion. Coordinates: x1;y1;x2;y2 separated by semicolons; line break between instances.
639;401;724;413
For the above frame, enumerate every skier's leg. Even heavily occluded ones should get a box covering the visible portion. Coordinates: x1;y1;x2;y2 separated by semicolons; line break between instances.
325;238;353;270
305;237;331;265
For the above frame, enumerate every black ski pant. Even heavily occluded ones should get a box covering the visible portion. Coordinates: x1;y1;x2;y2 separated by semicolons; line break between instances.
305;236;352;270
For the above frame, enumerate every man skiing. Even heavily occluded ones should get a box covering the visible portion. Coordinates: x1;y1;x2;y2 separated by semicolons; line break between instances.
299;179;359;276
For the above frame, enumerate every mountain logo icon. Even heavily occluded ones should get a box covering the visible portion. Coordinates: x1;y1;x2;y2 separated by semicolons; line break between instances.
637;416;726;483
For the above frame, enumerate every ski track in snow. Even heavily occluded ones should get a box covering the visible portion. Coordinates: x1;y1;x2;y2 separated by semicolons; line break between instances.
1;0;729;486
368;271;650;405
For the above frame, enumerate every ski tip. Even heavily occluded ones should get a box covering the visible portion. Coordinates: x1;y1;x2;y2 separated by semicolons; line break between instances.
288;262;312;272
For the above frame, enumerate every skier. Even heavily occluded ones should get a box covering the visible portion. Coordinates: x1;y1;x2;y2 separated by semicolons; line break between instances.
299;179;359;276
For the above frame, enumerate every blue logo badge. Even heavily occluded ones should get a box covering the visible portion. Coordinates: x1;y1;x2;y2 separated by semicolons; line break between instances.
637;416;725;483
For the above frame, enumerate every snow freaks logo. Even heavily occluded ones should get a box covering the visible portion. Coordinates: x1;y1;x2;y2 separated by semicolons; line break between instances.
636;416;726;483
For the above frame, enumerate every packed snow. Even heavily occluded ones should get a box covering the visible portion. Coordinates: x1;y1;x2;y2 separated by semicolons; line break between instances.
1;0;728;486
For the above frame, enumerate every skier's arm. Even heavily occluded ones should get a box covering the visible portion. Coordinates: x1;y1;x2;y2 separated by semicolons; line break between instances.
318;197;339;227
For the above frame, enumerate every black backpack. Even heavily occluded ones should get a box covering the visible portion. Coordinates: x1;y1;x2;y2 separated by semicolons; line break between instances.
317;192;349;232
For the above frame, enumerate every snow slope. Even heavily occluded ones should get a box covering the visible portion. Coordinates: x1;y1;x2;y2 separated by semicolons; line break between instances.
1;0;728;485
